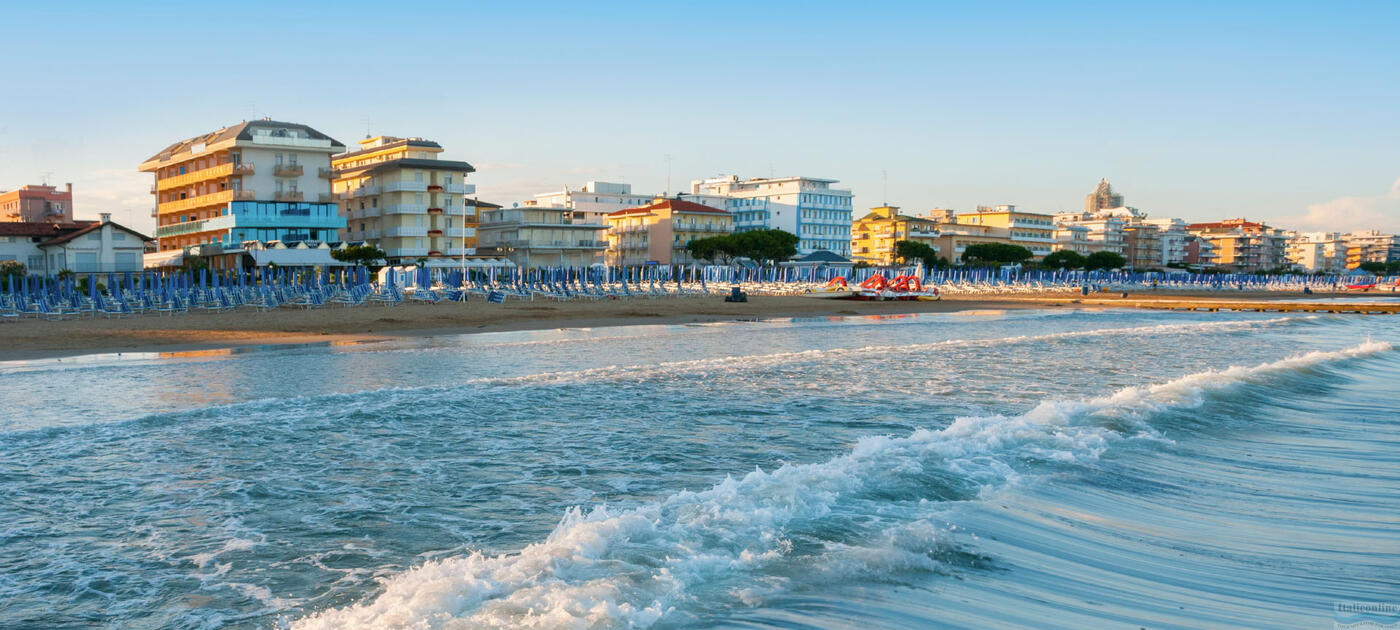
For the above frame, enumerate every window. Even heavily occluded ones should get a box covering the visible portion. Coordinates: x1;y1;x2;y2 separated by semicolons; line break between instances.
275;153;284;165
414;171;423;183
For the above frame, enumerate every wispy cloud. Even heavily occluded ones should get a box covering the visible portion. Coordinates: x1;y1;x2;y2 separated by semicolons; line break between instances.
1283;177;1400;234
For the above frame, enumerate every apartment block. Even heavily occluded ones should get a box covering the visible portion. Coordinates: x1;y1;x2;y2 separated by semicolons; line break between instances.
1186;219;1289;272
476;205;608;267
0;183;74;223
1343;230;1400;269
139;119;347;254
685;175;853;256
332;136;476;264
605;198;734;266
955;205;1056;259
850;205;944;265
1287;232;1348;273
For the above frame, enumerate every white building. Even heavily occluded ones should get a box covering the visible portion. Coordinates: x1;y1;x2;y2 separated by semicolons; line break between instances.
1287;232;1349;273
476;205;609;268
1142;217;1189;265
532;182;656;226
0;214;151;276
683;175;853;256
1054;211;1126;255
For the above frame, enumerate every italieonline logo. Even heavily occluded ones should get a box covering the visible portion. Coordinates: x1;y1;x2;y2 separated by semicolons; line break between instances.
1335;602;1400;629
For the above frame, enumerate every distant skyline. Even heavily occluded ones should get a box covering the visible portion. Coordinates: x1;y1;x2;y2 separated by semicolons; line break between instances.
2;1;1397;234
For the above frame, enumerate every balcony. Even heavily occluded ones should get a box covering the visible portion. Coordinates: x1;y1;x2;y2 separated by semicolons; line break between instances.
157;161;253;192
157;189;234;214
385;226;428;238
273;164;304;177
156;219;221;238
347;185;380;198
444;227;475;238
443;184;473;194
383;204;429;215
275;191;304;202
358;229;382;240
382;181;428;193
388;247;430;257
318;167;335;179
318;193;335;203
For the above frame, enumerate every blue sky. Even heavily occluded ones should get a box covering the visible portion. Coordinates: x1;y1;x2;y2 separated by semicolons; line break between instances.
2;1;1397;233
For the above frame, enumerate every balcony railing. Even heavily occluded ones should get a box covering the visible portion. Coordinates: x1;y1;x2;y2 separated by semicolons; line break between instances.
158;161;253;192
157;189;234;214
317;193;334;203
443;184;472;194
382;181;428;193
274;191;304;202
383;204;429;215
386;226;428;238
156;220;220;238
318;167;335;179
273;164;304;177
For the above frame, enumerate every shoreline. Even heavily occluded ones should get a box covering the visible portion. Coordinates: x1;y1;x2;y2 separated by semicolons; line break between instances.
0;290;1381;362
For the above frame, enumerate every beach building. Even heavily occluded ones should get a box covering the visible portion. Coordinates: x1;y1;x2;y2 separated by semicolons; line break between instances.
1;184;74;223
475;204;608;267
1055;211;1127;255
850;205;944;265
954;205;1056;259
604;198;733;266
1286;232;1348;273
1186;219;1289;271
139;119;347;263
1054;224;1093;255
0;214;151;275
1142;217;1189;266
1183;235;1217;267
532;182;656;226
1343;230;1400;269
1122;222;1162;270
331;136;476;265
684;175;853;256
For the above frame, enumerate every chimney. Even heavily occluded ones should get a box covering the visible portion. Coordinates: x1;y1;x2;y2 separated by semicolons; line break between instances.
99;212;111;223
65;182;72;194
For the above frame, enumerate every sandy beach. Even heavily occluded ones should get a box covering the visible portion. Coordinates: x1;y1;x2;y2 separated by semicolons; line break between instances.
0;290;1381;361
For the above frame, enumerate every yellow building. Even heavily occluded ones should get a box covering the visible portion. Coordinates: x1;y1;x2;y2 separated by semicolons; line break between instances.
605;198;734;266
139;119;346;254
332;136;475;264
954;205;1056;259
850;205;943;265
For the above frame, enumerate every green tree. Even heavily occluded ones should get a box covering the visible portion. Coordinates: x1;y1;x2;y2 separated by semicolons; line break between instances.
1085;251;1128;271
331;244;388;270
962;243;1033;266
894;240;945;268
1358;261;1387;274
1041;250;1086;269
0;260;26;283
686;236;726;262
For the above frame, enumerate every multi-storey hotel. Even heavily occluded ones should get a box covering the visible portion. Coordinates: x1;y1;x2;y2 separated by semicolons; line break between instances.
954;205;1056;259
1343;230;1400;269
1186;219;1289;272
475;205;608;268
1287;232;1348;273
331;136;475;264
685;175;853;256
1;183;74;223
605;198;733;266
850;205;944;265
139;119;346;254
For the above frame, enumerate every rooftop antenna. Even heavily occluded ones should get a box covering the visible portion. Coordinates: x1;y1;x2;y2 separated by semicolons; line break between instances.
665;153;672;197
882;170;888;206
40;171;53;186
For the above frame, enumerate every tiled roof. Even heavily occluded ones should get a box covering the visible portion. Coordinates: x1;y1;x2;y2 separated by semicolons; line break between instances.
144;119;345;164
40;220;153;246
0;221;94;237
609;198;729;217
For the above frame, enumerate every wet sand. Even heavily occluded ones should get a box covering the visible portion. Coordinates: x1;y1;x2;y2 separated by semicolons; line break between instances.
0;290;1368;361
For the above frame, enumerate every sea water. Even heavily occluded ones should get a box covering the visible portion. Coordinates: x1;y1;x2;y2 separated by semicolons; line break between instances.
0;309;1396;629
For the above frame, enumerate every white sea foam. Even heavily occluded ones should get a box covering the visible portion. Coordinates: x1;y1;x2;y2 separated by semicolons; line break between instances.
465;316;1312;389
291;339;1386;630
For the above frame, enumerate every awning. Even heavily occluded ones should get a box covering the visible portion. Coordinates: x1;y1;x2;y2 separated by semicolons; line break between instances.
143;250;185;268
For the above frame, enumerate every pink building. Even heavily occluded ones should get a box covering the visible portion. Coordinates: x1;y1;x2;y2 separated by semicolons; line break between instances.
0;183;74;223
